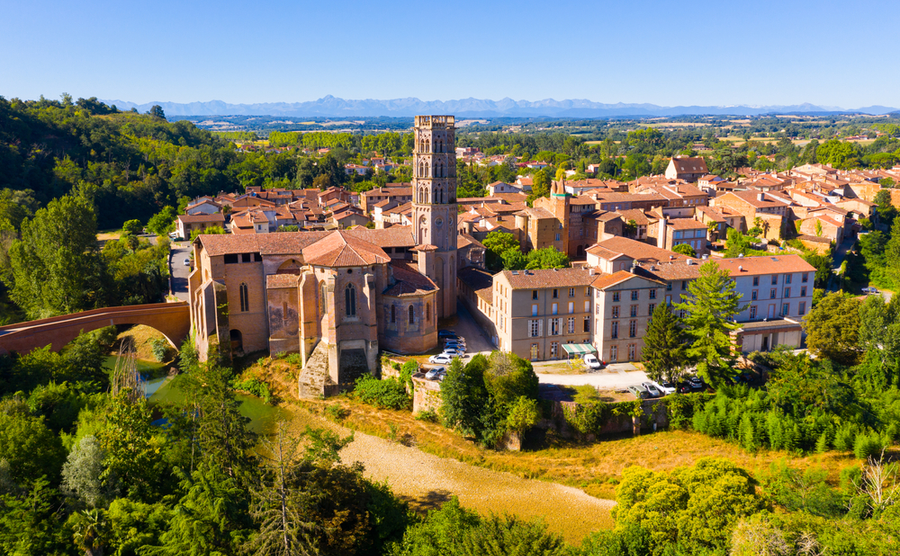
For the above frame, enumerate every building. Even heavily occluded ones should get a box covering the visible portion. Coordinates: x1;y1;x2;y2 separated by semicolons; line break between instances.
491;268;596;361
591;271;666;363
188;116;459;397
665;157;709;182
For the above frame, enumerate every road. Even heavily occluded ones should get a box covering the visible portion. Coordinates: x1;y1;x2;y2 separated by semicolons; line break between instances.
169;242;193;301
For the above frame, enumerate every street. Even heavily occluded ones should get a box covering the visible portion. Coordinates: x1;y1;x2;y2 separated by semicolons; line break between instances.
169;242;193;301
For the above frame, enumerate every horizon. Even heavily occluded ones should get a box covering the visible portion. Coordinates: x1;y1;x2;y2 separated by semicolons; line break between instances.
2;0;896;108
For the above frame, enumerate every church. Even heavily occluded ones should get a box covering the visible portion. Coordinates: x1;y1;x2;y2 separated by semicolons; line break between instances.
188;115;461;396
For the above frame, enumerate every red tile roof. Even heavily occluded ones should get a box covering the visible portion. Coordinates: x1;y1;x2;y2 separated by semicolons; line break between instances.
302;231;390;267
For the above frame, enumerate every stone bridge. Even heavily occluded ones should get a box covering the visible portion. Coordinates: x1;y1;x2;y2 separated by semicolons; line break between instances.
0;302;191;355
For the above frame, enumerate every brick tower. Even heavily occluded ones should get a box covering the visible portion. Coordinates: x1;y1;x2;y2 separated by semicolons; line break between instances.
412;115;457;318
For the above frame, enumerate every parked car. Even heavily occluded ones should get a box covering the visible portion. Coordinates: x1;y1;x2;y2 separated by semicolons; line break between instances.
444;342;466;353
438;329;458;339
428;354;452;365
441;348;465;359
686;376;706;391
642;382;661;398
583;354;603;370
444;337;466;346
863;286;879;295
732;371;754;384
425;367;445;380
628;384;650;399
652;380;676;395
183;258;191;266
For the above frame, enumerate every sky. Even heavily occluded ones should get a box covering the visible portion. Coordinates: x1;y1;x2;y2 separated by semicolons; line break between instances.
1;0;896;109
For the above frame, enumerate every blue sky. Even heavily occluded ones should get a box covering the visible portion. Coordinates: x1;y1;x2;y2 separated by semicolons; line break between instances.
1;0;896;108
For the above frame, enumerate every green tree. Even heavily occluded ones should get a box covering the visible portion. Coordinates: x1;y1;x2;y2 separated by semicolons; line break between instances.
146;207;177;236
525;246;569;269
675;262;745;387
672;243;696;257
148;105;166;120
6;194;106;318
122;219;143;236
440;356;489;439
803;292;861;365
0;409;66;488
642;303;687;384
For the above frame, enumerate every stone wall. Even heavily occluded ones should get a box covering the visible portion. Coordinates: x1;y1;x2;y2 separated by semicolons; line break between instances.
412;374;442;414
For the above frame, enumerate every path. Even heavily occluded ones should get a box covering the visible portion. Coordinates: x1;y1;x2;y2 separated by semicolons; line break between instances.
288;407;614;543
169;242;193;301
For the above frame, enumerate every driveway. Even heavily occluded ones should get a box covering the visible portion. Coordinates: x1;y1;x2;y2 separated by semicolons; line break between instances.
445;301;496;355
169;242;193;301
535;366;649;390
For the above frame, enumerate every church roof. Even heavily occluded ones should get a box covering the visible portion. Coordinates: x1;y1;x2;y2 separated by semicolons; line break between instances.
197;226;415;257
303;231;390;267
384;261;437;296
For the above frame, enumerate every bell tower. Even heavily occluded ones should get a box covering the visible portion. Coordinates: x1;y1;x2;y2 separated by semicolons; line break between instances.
412;115;457;318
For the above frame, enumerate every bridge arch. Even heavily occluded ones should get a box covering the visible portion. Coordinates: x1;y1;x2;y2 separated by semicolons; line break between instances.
0;302;191;356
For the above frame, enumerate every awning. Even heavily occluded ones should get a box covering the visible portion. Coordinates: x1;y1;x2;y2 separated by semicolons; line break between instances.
562;343;597;356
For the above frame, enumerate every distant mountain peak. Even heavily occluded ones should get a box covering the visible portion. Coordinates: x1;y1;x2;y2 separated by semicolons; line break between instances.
101;97;898;118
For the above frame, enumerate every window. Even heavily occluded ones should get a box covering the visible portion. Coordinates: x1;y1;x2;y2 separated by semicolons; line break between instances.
628;344;636;361
391;305;396;323
551;342;559;358
345;284;357;317
752;290;758;301
784;287;790;298
584;316;590;333
568;302;574;314
681;281;687;290
648;303;655;315
782;303;789;316
629;320;637;337
321;283;328;313
753;276;759;287
552;303;558;315
529;319;541;337
567;317;575;334
584;301;590;312
550;318;560;336
595;304;600;315
612;306;619;318
610;345;618;362
239;283;249;312
630;305;638;317
530;344;539;360
611;321;619;339
585;287;590;296
532;290;538;300
801;286;807;297
569;288;575;298
409;305;415;325
282;302;288;320
666;282;672;291
242;253;251;263
649;289;656;300
613;291;620;302
426;303;431;322
799;302;806;315
532;304;538;316
750;305;757;318
771;275;778;285
770;288;777;299
631;290;639;301
802;273;809;283
785;274;792;284
224;254;238;264
553;289;558;299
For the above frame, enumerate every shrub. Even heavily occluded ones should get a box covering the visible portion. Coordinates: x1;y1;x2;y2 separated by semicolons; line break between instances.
149;338;171;362
326;404;349;421
414;409;440;423
231;377;271;403
853;431;888;460
354;376;410;410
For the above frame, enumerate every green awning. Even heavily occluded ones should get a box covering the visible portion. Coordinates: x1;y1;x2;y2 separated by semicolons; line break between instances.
562;343;596;356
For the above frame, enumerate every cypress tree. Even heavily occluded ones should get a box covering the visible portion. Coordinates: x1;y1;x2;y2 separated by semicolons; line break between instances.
641;303;686;383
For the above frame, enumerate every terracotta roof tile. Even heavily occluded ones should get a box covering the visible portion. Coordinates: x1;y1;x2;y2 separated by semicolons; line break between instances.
499;267;595;289
384;261;437;296
302;231;390;267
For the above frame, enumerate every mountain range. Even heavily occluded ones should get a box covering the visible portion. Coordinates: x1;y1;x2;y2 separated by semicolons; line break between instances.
102;96;900;118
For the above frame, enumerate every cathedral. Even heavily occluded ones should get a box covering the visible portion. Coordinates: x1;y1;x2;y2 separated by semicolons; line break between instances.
188;115;459;396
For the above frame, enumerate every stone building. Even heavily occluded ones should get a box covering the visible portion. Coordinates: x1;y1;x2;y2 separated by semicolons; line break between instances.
188;116;459;397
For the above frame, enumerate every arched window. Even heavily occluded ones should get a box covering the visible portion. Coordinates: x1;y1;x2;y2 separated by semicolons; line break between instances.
436;161;443;177
425;138;430;153
391;304;396;323
345;283;357;317
426;303;431;322
321;283;328;313
408;305;415;325
425;161;430;177
239;283;249;312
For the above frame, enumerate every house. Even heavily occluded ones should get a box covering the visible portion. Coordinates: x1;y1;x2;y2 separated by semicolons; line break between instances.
591;271;666;364
176;213;226;239
712;191;790;240
665;157;709;183
186;199;223;216
486;181;522;195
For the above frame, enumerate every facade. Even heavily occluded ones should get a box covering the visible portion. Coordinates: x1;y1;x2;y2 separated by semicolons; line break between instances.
665;157;709;182
188;116;459;397
492;268;595;361
591;271;665;364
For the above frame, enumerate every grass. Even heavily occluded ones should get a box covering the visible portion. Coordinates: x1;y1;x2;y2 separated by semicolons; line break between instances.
300;394;872;502
114;324;174;363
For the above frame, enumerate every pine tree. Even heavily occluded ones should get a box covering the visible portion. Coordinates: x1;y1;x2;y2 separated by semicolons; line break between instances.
675;262;745;387
642;303;687;384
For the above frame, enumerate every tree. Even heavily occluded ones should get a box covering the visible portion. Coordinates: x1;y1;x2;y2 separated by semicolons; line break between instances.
146;206;177;237
675;262;745;387
0;407;66;488
505;396;541;435
804;292;861;365
875;189;896;227
672;243;696;257
642;303;687;384
122;219;143;236
6;194;105;318
525;246;569;269
440;356;489;439
148;105;166;120
62;435;111;510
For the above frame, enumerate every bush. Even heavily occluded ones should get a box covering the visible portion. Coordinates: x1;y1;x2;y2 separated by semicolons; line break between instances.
231;377;271;403
853;431;888;460
414;409;440;423
354;376;410;410
326;404;349;421
149;338;171;362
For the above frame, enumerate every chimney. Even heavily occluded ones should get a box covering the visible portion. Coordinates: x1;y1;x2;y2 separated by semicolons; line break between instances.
658;217;667;249
758;192;765;202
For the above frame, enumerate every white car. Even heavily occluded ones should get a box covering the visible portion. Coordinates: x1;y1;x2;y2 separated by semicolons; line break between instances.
651;380;676;395
583;354;603;370
183;258;191;266
441;349;465;359
425;367;445;380
428;354;452;365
